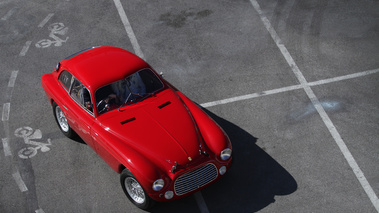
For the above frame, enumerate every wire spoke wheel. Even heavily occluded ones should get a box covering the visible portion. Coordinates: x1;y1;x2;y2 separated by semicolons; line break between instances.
120;169;154;210
53;102;75;138
55;105;69;132
125;177;146;204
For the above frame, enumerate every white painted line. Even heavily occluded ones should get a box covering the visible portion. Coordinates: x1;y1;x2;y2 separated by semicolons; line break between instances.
201;68;379;108
310;90;379;212
2;103;10;121
19;41;32;57
308;68;379;87
1;7;17;21
8;70;18;87
2;138;12;157
35;208;45;213
12;170;28;192
251;2;308;86
38;13;54;28
201;84;303;108
250;0;379;212
194;192;210;213
113;0;145;59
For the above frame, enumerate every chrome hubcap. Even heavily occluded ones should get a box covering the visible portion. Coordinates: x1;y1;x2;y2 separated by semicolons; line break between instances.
55;106;69;132
125;177;145;204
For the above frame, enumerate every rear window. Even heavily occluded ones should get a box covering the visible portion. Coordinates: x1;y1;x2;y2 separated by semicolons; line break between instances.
58;70;73;91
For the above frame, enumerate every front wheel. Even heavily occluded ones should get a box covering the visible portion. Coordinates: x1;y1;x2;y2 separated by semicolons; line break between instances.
53;102;75;138
120;169;154;210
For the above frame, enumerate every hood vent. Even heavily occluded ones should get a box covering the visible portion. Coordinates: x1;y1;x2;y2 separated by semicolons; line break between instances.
121;117;136;125
158;101;171;109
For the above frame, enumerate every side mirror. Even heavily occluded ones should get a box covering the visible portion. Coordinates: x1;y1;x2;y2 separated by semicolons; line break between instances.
159;72;164;78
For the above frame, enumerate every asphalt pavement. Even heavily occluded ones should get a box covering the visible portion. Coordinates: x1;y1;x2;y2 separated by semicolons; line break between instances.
1;0;378;212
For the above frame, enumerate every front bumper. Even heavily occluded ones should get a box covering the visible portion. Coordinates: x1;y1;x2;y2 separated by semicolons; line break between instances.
148;157;232;202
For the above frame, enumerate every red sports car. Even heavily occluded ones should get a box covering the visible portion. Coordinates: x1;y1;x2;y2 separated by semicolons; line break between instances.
41;46;232;209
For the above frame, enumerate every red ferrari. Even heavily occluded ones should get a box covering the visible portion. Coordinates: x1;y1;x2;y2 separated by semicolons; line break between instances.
41;46;232;209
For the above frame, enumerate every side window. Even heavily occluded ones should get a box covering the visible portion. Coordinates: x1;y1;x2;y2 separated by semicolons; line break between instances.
58;70;73;91
70;78;93;114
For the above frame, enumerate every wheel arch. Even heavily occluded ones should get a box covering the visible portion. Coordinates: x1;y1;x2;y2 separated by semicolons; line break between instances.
93;128;163;191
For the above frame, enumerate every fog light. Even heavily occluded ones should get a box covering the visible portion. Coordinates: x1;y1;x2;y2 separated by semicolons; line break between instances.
219;166;227;175
164;191;174;199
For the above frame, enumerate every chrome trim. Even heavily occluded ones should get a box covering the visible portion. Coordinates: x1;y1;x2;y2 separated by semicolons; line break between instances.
64;46;98;60
58;72;95;117
125;177;146;204
54;62;61;72
174;163;218;195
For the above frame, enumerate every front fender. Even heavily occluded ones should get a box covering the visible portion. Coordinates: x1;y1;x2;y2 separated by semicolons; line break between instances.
176;92;232;157
91;124;162;193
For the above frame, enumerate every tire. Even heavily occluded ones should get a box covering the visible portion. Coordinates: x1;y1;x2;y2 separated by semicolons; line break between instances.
120;169;154;210
53;102;75;138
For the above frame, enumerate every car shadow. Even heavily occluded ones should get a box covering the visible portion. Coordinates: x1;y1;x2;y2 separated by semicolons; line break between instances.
70;133;86;144
46;130;87;145
151;108;297;213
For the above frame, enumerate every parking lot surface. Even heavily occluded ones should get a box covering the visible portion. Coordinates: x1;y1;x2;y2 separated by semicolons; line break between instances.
1;0;378;212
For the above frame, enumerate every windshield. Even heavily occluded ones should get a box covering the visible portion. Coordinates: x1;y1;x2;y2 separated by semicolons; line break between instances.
95;69;164;114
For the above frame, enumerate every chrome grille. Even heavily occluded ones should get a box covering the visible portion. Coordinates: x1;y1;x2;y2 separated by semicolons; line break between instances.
174;163;218;195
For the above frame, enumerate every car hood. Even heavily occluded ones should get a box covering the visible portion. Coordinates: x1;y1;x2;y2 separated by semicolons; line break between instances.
99;89;202;172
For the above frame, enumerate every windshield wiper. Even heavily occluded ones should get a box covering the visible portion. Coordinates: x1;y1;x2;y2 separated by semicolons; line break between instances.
118;92;155;111
136;92;155;103
118;93;132;111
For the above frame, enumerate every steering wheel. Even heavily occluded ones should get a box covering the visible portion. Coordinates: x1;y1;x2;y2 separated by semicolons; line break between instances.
97;100;108;114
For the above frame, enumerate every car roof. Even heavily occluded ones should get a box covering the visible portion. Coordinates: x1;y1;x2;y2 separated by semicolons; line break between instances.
60;46;149;92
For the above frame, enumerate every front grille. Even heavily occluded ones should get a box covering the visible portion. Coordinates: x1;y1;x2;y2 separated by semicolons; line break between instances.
174;163;218;195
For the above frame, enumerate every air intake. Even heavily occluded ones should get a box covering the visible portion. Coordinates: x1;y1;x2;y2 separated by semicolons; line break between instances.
121;117;136;125
174;163;218;195
158;101;171;109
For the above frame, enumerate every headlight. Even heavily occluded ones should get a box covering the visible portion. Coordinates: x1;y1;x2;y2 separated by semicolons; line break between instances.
220;148;232;160
152;179;164;191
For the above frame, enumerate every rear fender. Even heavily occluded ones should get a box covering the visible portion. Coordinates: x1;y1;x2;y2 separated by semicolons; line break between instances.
41;74;55;105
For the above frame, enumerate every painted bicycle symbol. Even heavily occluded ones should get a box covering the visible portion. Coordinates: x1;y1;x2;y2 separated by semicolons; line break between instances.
35;22;69;48
15;127;52;159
